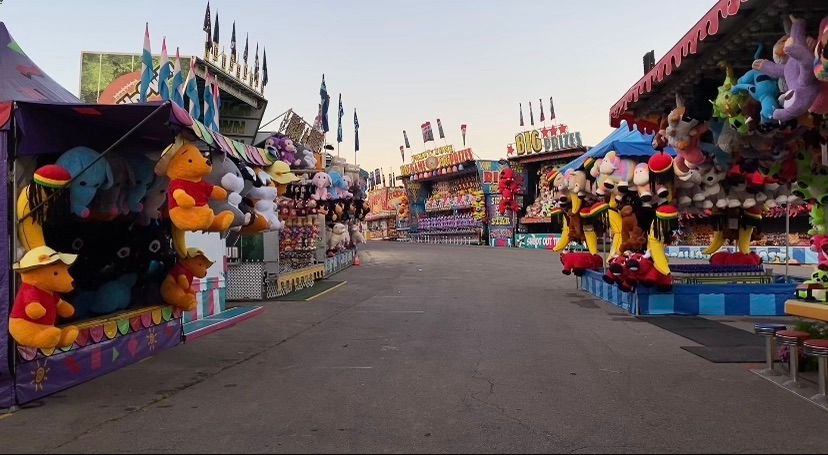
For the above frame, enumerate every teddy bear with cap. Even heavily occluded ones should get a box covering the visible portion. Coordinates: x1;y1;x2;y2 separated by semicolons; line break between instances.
160;248;215;311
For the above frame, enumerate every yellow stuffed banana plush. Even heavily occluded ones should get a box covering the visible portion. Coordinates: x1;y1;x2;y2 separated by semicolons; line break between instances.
648;226;671;276
703;230;725;255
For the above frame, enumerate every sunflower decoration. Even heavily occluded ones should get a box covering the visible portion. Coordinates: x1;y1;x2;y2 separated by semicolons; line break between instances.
32;359;50;392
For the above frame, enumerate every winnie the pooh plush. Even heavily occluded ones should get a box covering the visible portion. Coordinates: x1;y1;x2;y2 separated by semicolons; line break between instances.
158;141;235;232
156;140;235;255
10;246;79;349
160;248;214;311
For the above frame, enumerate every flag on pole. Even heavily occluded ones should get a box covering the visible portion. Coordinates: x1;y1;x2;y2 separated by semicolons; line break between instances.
336;94;344;143
230;22;237;62
203;2;212;50
519;103;524;127
549;97;556;120
403;130;411;149
421;122;434;142
203;70;218;130
436;118;445;139
261;48;268;86
171;47;185;108
212;74;221;131
320;74;330;133
539;98;545;123
461;124;467;146
212;11;220;45
243;33;249;64
354;109;360;152
158;38;172;101
529;101;535;126
139;23;153;103
400;145;405;162
254;44;259;77
185;57;201;121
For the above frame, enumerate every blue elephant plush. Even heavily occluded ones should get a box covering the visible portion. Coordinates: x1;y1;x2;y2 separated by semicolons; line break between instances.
329;172;344;199
732;69;780;125
72;273;138;317
55;146;114;218
124;154;157;213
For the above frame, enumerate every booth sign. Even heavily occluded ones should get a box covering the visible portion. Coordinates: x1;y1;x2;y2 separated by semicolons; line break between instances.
514;127;583;156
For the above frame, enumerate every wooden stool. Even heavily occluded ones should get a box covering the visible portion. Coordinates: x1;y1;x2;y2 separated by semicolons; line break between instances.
754;323;787;375
804;339;828;405
776;330;810;388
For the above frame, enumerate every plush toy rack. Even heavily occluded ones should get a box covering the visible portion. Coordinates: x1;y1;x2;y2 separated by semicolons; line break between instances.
400;154;506;247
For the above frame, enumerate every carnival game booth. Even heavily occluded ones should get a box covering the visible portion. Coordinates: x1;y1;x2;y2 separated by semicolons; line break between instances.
1;93;296;407
365;186;406;240
564;0;828;317
508;124;587;249
400;146;499;246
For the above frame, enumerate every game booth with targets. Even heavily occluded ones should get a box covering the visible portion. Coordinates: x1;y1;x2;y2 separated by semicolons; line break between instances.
399;145;504;246
506;120;587;250
555;0;828;318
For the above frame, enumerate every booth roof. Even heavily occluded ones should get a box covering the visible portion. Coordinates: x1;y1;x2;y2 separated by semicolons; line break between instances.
558;122;676;174
14;101;176;156
0;22;79;104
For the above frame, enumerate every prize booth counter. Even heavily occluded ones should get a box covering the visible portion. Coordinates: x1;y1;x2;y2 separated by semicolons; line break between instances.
507;124;587;249
365;186;406;240
399;146;502;246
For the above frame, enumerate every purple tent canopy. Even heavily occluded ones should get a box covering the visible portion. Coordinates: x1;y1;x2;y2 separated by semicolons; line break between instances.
0;22;79;103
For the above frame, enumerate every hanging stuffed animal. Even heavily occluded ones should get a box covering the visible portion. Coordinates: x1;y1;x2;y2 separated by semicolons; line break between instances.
278;137;301;168
754;15;822;122
160;248;214;311
340;175;355;199
72;273;138;316
55;146;114;218
10;246;79;349
328;172;344;200
156;141;235;255
666;95;708;167
252;169;283;230
733;43;782;125
90;154;131;220
498;168;521;215
711;62;753;133
816;16;828;83
206;155;251;229
17;165;71;251
632;163;652;205
312;172;332;201
139;175;169;225
124;154;158;214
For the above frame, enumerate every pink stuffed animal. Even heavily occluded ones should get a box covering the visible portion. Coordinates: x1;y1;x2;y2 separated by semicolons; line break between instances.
666;95;708;167
312;172;331;201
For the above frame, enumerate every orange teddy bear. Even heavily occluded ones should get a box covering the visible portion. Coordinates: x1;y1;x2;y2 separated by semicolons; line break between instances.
156;140;235;255
160;248;214;311
10;246;79;349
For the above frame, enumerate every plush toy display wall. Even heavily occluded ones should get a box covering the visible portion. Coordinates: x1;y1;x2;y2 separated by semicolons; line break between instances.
554;14;828;295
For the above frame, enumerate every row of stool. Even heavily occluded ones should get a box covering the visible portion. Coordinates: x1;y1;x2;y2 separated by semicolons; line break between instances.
755;323;828;405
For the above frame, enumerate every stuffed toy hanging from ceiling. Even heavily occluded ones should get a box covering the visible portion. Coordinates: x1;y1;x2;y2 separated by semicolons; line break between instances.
54;146;114;219
155;138;235;256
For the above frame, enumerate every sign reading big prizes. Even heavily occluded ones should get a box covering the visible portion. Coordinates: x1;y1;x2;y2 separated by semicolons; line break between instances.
514;128;583;156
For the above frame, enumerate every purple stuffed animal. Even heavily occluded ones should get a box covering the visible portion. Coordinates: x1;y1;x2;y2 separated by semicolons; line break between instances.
754;15;820;123
278;138;302;168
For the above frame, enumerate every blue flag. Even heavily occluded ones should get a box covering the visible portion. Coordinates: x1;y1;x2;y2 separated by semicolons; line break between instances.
354;109;360;152
158;38;172;101
320;74;331;133
171;47;185;108
336;93;343;143
139;23;153;103
203;71;218;130
184;56;201;121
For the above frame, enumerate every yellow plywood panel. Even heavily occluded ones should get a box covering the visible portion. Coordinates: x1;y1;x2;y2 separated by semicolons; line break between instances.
785;300;828;322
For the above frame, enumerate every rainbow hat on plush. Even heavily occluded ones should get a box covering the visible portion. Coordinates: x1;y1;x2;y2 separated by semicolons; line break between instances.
33;164;71;189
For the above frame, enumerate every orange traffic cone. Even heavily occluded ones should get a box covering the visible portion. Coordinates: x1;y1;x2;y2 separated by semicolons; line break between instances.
354;255;361;266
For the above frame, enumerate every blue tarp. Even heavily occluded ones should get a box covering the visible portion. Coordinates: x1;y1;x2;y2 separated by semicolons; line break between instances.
559;122;676;173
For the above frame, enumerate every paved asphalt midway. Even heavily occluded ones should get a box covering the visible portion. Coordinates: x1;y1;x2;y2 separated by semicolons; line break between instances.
2;242;828;453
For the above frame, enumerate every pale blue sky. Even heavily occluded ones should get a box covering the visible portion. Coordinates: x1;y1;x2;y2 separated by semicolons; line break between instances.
1;0;713;173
